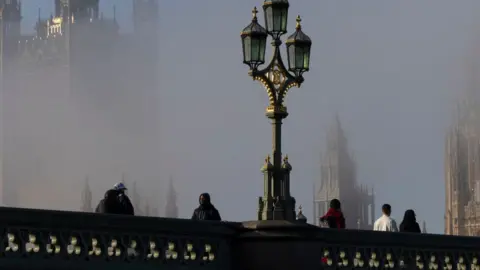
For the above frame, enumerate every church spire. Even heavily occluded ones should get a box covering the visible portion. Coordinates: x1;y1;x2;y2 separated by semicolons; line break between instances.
81;176;92;212
165;176;178;218
55;0;99;21
144;200;150;216
326;112;347;152
422;220;427;233
131;180;140;212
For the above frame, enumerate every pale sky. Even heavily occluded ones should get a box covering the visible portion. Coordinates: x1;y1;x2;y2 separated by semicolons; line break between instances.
18;0;480;234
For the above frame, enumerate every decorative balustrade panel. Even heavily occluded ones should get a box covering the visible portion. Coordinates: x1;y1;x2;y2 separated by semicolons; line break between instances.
233;221;480;270
320;246;480;269
2;208;480;270
0;207;238;270
317;228;480;270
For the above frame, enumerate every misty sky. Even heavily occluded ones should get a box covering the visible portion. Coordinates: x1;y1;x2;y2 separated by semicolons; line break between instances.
19;0;480;234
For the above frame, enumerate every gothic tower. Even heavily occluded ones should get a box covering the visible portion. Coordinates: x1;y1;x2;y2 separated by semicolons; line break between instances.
0;0;21;206
165;176;178;218
422;220;427;233
0;0;21;55
0;0;161;210
444;97;480;236
132;0;159;87
81;176;92;212
444;47;480;236
55;0;99;21
131;0;159;96
314;115;375;229
131;181;141;214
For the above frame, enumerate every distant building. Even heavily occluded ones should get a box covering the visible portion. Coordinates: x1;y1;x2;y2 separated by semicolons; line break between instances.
422;220;427;234
445;94;480;236
81;176;92;212
165;176;178;218
130;181;141;215
0;0;160;208
314;115;375;229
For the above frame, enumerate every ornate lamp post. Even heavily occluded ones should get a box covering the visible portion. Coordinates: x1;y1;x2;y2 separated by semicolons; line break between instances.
240;0;312;221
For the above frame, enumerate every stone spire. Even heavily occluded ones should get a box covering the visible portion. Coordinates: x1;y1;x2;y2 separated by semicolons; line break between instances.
326;112;347;151
81;176;92;212
130;179;141;214
422;220;427;234
56;0;99;21
165;176;178;218
144;201;150;216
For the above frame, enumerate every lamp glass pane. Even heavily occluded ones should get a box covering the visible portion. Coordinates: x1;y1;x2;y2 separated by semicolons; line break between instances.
295;46;304;69
273;7;282;32
259;38;267;62
265;6;273;32
251;37;260;62
281;8;288;33
287;44;295;70
303;48;310;69
243;36;251;62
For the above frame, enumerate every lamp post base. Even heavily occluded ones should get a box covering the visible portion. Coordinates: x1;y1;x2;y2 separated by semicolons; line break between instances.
258;196;296;221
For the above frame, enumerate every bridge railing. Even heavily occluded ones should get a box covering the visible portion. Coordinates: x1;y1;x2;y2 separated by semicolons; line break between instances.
0;207;479;270
235;220;480;270
0;207;238;270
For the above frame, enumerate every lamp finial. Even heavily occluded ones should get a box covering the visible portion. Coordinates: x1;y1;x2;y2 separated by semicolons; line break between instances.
296;15;302;30
252;7;259;20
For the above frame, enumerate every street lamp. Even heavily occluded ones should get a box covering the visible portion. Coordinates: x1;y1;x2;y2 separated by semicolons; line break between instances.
240;1;312;221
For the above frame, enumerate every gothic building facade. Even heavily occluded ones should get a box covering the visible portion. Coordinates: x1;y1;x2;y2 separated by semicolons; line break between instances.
0;0;160;209
444;96;480;236
314;116;375;229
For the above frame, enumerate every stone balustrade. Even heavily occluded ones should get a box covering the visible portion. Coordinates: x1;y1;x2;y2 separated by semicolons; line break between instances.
0;207;479;270
0;207;235;270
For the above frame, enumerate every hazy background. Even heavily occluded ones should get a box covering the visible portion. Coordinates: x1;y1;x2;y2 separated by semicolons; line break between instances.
13;0;480;233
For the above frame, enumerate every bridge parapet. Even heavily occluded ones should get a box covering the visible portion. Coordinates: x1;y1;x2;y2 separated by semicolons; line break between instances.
235;221;480;270
0;207;237;270
0;207;479;270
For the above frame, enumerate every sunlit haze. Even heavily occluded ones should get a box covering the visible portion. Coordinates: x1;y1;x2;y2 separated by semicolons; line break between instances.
8;0;480;234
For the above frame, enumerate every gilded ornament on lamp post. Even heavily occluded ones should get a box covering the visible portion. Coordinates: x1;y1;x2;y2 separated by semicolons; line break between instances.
240;0;312;221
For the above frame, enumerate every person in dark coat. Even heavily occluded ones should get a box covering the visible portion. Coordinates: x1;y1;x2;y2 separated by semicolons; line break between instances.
96;189;122;214
113;182;134;215
399;209;421;233
320;199;346;229
191;193;221;221
95;183;134;215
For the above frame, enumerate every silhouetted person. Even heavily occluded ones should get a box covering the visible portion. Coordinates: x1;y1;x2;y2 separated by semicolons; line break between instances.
95;183;134;215
374;204;398;232
113;183;135;215
399;209;421;233
191;193;221;221
96;189;122;214
320;199;346;229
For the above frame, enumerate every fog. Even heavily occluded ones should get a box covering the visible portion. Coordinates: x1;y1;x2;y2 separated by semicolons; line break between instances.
4;0;480;233
5;0;162;213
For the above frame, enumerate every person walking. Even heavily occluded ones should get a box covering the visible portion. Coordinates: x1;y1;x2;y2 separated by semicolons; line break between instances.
319;199;346;229
373;204;398;232
399;209;421;233
95;183;134;215
191;193;221;221
112;183;134;215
